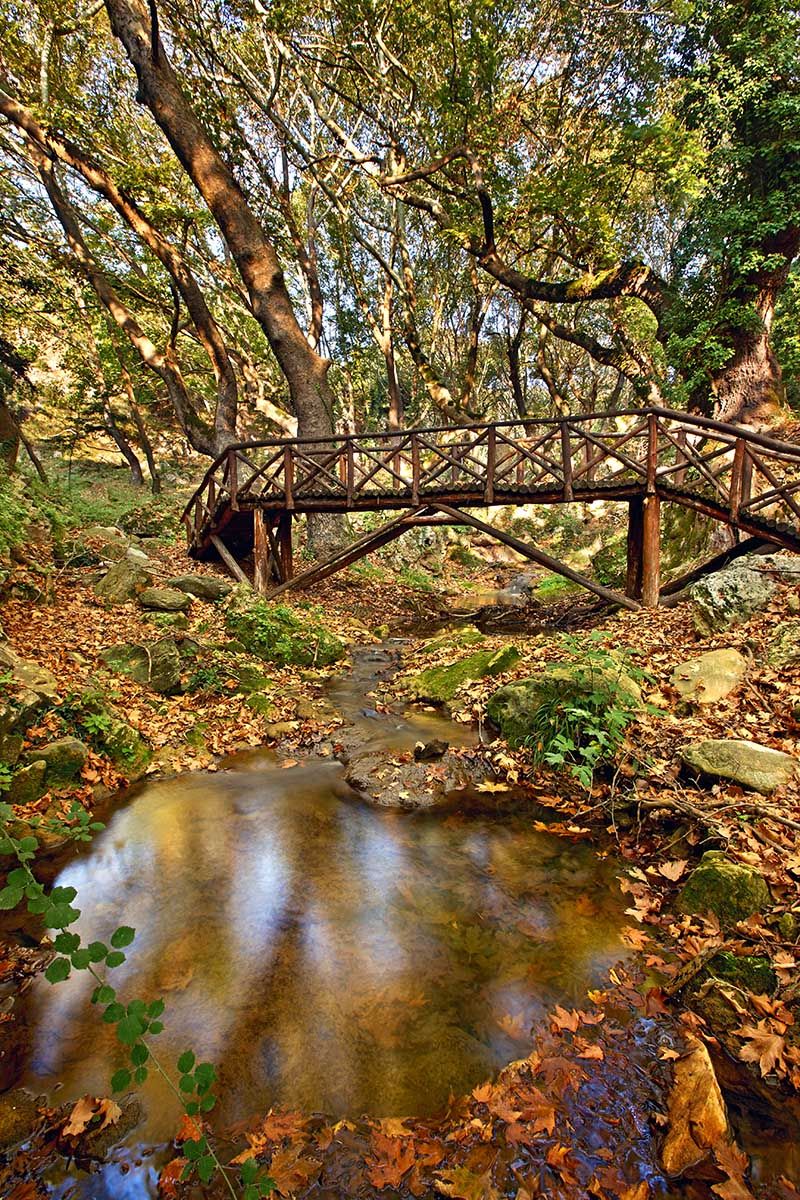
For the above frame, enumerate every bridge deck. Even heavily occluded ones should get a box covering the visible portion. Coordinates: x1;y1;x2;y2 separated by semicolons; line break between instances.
183;408;800;607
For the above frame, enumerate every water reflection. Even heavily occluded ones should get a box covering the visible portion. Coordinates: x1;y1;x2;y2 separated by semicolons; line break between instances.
22;757;627;1142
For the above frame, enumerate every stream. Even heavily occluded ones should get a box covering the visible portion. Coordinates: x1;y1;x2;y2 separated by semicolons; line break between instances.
9;639;798;1197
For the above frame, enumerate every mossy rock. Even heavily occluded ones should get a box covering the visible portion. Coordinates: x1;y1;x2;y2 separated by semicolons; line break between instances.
167;574;232;602
409;644;521;703
689;559;777;633
246;692;279;719
422;626;485;655
706;951;777;994
0;1089;41;1153
94;549;154;604
767;620;800;668
144;611;190;632
678;851;771;927
224;589;344;667
29;736;88;784
139;586;191;613
682;738;797;794
99;639;181;695
486;661;641;748
6;760;47;804
101;719;152;779
670;649;747;705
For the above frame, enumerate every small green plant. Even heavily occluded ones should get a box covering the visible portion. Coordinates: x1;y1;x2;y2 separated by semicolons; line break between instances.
81;711;113;739
187;662;228;694
0;803;274;1197
523;634;650;791
398;566;435;593
225;595;343;666
0;761;13;793
534;574;580;602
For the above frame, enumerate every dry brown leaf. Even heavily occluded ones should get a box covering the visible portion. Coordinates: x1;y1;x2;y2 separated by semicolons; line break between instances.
365;1132;416;1189
435;1166;500;1200
735;1020;788;1076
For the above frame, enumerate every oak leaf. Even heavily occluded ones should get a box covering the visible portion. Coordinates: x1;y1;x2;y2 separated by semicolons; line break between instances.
735;1020;787;1076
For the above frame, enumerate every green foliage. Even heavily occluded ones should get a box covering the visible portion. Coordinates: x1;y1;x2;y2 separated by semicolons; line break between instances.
533;574;580;603
0;468;33;561
0;761;13;793
398;566;435;593
521;634;649;790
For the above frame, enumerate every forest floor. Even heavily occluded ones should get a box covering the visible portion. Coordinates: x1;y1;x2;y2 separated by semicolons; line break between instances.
1;504;799;1200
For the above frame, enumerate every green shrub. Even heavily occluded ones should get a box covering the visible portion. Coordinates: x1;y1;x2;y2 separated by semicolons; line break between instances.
398;566;435;592
523;637;648;790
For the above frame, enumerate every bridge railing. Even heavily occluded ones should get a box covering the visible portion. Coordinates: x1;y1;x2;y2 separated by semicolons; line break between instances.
183;408;800;550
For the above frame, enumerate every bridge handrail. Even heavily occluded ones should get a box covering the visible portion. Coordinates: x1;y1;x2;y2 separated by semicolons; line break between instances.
182;407;800;526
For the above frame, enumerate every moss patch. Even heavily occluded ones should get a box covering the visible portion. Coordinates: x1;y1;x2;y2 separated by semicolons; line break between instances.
678;851;771;927
409;644;521;703
224;590;345;667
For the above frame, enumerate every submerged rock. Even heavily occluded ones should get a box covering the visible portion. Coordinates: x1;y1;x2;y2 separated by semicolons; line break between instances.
94;548;154;604
678;851;771;926
661;1035;730;1177
0;1088;42;1153
682;738;797;794
100;638;181;694
670;648;747;705
139;586;191;613
689;559;776;633
409;644;521;704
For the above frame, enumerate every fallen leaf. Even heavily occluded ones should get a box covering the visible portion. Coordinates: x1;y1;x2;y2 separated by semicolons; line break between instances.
365;1132;416;1189
735;1020;787;1077
435;1166;500;1200
159;1157;188;1199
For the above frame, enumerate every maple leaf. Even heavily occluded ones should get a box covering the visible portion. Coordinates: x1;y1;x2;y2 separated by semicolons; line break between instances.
158;1157;188;1199
549;1005;581;1033
735;1020;788;1076
267;1144;321;1195
620;926;651;950
62;1095;120;1137
435;1166;500;1200
365;1132;416;1189
175;1113;204;1143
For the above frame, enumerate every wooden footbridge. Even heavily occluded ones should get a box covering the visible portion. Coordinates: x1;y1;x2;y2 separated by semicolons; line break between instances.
183;407;800;610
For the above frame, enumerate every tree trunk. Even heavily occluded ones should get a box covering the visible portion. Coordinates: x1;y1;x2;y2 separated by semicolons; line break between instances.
103;402;145;485
104;0;344;553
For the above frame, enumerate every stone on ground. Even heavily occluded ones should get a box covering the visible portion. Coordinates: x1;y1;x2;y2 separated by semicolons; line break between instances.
0;1089;42;1153
100;639;181;694
682;738;797;794
94;548;154;603
486;661;641;747
767;619;800;667
0;644;58;700
139;586;191;613
409;644;521;704
167;574;232;601
678;850;771;926
661;1035;730;1176
670;648;747;704
689;559;776;633
6;760;47;804
29;736;88;784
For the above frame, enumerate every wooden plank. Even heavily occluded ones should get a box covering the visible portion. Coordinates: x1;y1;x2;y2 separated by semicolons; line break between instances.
210;534;250;586
430;502;641;611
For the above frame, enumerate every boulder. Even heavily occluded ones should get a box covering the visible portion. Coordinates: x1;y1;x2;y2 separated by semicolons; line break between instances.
670;648;747;704
144;611;190;631
767;619;800;668
487;661;641;747
682;738;797;794
30;736;88;784
678;851;771;926
139;586;191;613
82;526;139;560
0;644;58;700
689;560;776;633
706;951;776;994
409;644;521;704
100;718;151;780
94;548;154;604
224;588;344;667
100;639;181;694
167;574;232;602
506;574;536;596
6;760;47;804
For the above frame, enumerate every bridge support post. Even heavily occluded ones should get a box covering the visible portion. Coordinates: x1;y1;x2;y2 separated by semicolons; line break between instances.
641;494;661;608
253;510;271;595
625;497;644;600
278;513;293;582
